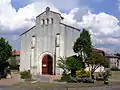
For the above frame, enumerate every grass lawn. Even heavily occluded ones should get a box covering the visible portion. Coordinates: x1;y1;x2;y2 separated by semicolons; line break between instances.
16;80;120;88
110;71;120;80
16;71;120;88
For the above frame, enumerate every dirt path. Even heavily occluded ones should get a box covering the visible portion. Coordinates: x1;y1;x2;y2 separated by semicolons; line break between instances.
0;73;20;86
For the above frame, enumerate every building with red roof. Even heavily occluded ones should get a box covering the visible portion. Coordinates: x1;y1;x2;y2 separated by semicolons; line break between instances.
8;50;20;70
12;50;20;56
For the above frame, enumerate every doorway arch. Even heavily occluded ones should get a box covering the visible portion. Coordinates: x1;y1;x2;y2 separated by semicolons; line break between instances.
42;55;53;75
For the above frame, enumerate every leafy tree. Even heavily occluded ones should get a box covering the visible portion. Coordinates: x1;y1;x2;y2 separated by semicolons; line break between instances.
0;37;12;72
66;55;83;76
73;29;92;68
66;55;83;70
86;51;109;75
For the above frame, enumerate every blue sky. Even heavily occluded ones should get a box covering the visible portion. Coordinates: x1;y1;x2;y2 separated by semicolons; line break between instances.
11;0;120;19
88;0;119;19
0;0;120;53
11;0;30;11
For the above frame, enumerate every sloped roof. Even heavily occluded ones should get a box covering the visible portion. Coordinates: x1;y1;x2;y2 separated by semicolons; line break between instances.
93;48;104;53
36;7;64;19
105;53;113;56
105;53;119;58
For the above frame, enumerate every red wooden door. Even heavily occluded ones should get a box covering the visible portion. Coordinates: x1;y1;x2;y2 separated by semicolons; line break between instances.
42;55;53;74
42;55;48;74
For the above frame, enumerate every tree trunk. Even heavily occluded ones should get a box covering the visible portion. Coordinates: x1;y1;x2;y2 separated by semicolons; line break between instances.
71;69;77;76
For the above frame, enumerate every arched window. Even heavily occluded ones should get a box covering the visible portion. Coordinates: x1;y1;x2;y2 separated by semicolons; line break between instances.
45;19;47;25
51;18;53;24
47;18;49;24
49;18;53;24
41;19;44;25
32;35;36;48
56;33;60;47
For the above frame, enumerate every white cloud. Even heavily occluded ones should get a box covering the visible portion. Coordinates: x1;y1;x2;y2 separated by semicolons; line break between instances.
0;0;16;28
29;0;79;11
80;11;120;46
0;0;87;31
61;8;81;28
0;0;60;31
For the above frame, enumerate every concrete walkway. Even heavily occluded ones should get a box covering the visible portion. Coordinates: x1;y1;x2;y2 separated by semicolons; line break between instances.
0;73;20;86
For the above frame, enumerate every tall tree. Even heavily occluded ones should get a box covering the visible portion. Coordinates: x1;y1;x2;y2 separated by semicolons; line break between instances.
0;37;12;72
73;29;92;64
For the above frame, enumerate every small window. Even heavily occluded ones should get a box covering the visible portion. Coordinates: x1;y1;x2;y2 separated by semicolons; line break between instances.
41;19;44;25
45;19;47;25
32;35;36;48
56;33;60;47
47;18;49;24
49;18;53;24
51;18;53;24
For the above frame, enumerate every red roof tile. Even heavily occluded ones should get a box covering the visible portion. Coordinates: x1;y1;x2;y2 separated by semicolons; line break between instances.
12;50;20;56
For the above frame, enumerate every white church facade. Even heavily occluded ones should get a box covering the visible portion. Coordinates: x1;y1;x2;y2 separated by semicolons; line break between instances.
20;7;80;75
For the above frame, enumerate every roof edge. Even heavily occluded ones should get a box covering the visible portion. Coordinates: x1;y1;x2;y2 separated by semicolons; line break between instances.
60;23;80;31
36;11;64;19
20;26;35;36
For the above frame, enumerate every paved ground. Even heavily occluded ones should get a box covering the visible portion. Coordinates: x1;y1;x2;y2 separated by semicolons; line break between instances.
0;72;120;90
0;73;20;86
0;86;41;90
0;86;120;90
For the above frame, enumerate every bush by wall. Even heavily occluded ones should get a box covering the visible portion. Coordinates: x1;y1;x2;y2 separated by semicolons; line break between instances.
96;71;111;81
20;70;31;79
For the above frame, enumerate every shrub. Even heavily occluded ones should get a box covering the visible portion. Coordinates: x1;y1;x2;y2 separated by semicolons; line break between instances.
76;70;91;78
20;70;31;79
96;71;111;81
57;55;83;77
61;71;70;81
60;71;77;82
102;70;111;81
96;73;104;81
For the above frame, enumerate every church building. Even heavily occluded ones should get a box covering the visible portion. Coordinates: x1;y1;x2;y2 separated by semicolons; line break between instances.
20;7;80;75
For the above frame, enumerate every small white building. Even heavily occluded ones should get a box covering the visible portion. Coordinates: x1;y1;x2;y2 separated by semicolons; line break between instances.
20;7;80;75
105;54;120;69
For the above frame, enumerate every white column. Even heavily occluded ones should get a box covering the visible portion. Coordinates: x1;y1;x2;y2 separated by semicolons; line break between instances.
31;48;35;74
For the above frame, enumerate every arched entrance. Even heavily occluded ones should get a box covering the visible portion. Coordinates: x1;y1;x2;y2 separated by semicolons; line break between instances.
42;55;53;75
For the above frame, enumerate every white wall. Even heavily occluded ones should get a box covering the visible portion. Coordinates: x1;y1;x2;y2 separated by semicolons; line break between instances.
20;26;35;72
